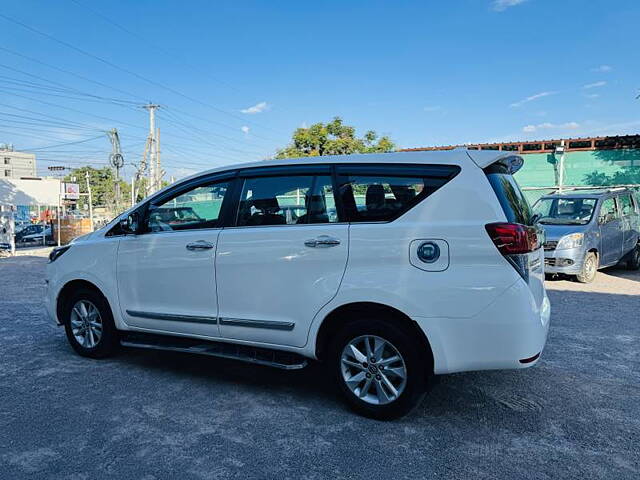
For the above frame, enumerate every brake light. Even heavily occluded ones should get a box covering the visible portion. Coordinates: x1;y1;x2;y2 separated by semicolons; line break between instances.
485;222;540;255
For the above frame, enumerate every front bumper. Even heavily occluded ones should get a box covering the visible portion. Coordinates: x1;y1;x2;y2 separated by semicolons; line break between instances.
44;276;62;326
544;246;585;275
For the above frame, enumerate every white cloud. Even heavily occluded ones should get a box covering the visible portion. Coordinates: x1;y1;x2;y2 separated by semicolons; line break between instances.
492;0;527;12
240;101;269;114
241;126;250;135
423;105;442;112
591;65;612;73
583;81;606;89
522;122;580;133
510;91;557;108
584;93;600;99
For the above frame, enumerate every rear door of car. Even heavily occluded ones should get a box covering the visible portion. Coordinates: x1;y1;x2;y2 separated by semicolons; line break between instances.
598;197;624;265
215;165;349;347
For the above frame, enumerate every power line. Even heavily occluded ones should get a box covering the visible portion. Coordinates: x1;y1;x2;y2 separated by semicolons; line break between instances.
0;89;148;132
0;12;285;139
68;0;245;96
22;135;106;151
0;45;145;102
0;63;139;106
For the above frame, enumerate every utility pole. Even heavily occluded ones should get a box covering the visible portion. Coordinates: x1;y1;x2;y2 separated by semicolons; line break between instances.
85;171;94;231
142;103;161;195
107;128;125;214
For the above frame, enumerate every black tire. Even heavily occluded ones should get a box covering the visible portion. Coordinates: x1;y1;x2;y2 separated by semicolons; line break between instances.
576;251;598;283
62;287;119;359
626;244;640;271
328;317;430;420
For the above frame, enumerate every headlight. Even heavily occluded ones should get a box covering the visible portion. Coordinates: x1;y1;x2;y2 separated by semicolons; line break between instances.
556;233;584;250
48;245;71;263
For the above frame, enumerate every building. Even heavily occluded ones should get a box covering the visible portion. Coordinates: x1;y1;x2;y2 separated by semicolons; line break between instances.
401;134;640;197
1;144;37;179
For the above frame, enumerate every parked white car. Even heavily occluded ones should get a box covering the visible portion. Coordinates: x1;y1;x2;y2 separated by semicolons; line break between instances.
45;150;550;419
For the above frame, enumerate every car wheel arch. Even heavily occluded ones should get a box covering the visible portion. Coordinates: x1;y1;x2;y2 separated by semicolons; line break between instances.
56;279;113;325
314;301;434;372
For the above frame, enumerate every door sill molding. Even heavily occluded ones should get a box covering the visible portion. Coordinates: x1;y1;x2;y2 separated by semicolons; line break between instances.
126;310;218;325
219;317;295;331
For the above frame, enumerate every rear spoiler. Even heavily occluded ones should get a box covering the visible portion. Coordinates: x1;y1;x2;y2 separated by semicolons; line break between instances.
465;150;524;174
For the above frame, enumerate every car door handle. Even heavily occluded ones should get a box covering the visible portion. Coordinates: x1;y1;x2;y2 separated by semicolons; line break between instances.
304;235;341;248
186;241;215;251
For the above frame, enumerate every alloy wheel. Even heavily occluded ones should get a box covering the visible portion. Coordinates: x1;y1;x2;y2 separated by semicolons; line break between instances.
585;256;596;280
340;335;407;405
70;300;103;349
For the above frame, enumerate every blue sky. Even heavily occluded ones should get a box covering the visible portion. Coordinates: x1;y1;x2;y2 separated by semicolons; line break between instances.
1;0;639;179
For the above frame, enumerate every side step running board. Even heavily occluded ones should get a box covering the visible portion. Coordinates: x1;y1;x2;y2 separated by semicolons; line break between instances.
120;332;308;370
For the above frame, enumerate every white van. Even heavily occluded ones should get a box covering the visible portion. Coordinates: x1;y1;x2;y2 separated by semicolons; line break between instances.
45;150;550;419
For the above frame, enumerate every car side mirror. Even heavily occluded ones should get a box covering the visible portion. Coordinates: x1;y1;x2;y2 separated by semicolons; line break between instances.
598;214;606;224
120;212;139;234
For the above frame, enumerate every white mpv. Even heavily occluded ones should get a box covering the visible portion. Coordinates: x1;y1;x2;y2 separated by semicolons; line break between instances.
46;150;550;419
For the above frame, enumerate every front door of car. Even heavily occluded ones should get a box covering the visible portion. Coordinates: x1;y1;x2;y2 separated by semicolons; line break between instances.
215;169;348;347
116;174;234;337
598;197;623;265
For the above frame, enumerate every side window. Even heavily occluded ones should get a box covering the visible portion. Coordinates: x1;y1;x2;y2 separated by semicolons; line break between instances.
236;175;338;227
599;198;618;223
147;180;230;232
619;194;634;216
337;165;459;222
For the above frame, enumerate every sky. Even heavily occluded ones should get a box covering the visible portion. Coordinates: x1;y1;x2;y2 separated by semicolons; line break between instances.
1;0;639;180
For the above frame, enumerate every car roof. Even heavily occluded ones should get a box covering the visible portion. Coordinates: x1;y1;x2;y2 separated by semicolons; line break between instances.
185;149;510;175
155;149;519;195
540;188;634;200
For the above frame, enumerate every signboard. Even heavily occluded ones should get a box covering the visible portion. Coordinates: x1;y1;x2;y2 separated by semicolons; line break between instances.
61;182;80;200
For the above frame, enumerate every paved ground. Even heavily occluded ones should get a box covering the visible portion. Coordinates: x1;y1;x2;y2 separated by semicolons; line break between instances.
1;255;638;479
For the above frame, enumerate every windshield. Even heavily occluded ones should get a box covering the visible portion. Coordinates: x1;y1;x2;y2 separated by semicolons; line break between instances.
533;197;597;225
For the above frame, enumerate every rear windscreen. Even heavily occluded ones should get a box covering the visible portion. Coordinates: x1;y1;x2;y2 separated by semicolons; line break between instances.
484;166;533;225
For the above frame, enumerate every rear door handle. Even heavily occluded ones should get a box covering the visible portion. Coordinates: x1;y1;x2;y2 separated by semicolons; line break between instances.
186;240;215;251
304;235;341;248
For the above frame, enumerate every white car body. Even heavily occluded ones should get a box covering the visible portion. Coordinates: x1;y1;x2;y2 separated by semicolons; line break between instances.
45;150;550;376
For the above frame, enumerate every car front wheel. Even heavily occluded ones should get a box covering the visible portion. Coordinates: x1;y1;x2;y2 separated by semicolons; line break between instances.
576;251;598;283
63;288;119;358
329;318;429;420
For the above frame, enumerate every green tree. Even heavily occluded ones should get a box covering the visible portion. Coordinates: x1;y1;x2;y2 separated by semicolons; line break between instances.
275;117;395;159
64;166;131;211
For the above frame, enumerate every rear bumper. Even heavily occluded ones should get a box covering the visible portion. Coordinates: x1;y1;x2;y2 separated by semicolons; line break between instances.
544;247;585;275
414;280;551;375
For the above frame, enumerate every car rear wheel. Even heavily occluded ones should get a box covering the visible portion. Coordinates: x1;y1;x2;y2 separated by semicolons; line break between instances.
328;317;429;420
576;252;598;283
63;288;119;358
626;244;640;270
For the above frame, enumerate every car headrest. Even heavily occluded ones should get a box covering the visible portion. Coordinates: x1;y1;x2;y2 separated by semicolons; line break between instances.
252;197;280;212
366;184;385;209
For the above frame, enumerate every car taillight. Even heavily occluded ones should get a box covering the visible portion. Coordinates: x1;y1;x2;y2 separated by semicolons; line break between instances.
485;222;540;255
485;222;542;282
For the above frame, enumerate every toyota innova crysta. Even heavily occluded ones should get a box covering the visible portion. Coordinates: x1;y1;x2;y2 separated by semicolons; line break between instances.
45;150;550;419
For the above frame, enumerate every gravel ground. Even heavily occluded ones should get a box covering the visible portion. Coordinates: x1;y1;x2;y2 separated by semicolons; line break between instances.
0;254;638;479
